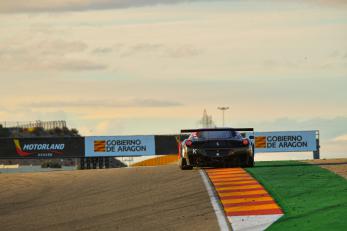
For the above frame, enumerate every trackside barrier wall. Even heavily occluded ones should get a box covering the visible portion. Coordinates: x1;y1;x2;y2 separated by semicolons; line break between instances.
0;131;320;159
85;135;156;157
0;137;85;159
254;130;320;159
154;135;189;155
0;135;182;159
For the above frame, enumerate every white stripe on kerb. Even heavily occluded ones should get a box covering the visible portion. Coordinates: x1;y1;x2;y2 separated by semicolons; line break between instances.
228;214;283;231
199;170;231;231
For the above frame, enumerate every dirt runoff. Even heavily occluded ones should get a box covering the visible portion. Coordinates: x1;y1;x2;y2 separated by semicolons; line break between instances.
0;165;219;231
303;158;347;179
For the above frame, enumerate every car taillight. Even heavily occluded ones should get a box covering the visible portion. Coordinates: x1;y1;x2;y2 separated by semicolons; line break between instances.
186;140;193;147
242;139;249;146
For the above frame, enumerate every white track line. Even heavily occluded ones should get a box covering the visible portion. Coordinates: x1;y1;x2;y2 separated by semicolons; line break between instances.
200;170;231;231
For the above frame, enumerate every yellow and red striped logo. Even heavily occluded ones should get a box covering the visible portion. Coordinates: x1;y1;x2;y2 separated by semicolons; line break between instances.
255;136;266;148
94;140;106;152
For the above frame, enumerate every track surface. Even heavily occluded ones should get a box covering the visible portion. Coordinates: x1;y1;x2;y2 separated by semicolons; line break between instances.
0;165;219;231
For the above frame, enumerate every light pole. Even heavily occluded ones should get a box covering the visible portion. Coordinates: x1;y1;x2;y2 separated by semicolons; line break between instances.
217;107;229;127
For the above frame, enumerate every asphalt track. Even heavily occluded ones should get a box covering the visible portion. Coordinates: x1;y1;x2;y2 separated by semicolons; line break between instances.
0;165;219;231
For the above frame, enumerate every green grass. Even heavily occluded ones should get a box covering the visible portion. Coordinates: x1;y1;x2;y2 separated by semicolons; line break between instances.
246;161;347;230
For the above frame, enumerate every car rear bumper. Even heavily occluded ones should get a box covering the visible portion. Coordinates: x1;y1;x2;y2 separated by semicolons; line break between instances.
186;147;252;166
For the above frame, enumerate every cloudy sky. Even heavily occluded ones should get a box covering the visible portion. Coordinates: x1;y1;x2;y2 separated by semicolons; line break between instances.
0;0;346;159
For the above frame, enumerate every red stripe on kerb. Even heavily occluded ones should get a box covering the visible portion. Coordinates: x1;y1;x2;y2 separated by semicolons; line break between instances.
209;174;253;180
217;187;264;193
212;178;255;183
211;177;254;183
223;200;276;208
226;209;283;216
208;172;245;176
220;193;270;200
215;182;261;188
209;174;249;178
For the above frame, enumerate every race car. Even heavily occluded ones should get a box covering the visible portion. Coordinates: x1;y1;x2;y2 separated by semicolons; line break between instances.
178;128;254;170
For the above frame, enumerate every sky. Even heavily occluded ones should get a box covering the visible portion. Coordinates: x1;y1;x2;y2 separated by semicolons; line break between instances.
0;0;346;159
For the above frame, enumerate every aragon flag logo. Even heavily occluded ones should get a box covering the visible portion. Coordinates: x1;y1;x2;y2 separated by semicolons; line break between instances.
94;140;106;152
255;136;266;148
13;139;31;157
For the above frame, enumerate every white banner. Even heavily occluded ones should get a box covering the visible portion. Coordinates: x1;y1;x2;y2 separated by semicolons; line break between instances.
85;136;155;157
254;131;317;153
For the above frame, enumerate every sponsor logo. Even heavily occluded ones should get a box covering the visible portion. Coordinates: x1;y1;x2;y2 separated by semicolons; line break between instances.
255;135;308;149
94;140;106;152
14;139;64;157
255;136;266;148
93;139;147;153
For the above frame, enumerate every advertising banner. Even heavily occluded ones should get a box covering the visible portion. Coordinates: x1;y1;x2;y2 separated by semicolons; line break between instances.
0;137;85;158
254;131;317;153
85;136;155;157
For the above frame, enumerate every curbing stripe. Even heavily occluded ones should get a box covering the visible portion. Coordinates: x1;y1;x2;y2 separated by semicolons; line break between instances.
222;196;274;204
215;182;261;187
226;209;283;216
219;190;268;197
205;168;284;231
199;170;231;231
220;193;270;200
214;180;255;185
223;200;276;208
217;188;264;193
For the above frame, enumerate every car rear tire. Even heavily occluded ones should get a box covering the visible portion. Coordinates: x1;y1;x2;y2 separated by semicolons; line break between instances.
250;156;255;167
246;155;254;167
179;157;193;170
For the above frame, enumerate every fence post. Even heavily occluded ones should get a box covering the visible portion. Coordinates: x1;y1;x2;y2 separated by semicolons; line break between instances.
313;130;320;159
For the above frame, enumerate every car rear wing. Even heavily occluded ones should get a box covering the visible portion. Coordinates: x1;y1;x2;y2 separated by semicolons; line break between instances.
179;128;255;141
180;128;254;133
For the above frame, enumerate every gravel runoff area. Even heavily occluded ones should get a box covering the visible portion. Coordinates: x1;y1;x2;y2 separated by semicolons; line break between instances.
0;165;219;231
302;158;347;179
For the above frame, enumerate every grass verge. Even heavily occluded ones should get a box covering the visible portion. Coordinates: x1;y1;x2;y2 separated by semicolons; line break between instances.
246;161;347;230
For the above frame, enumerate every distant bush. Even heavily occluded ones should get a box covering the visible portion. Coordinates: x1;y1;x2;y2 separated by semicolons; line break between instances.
0;127;11;137
41;160;62;168
4;126;81;138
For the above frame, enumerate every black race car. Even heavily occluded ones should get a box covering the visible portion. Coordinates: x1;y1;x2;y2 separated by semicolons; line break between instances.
178;128;254;170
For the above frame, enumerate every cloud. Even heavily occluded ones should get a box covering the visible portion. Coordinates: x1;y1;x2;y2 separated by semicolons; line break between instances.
164;45;203;58
92;47;113;54
0;39;107;71
118;43;202;58
26;98;183;108
0;0;202;13
46;59;107;71
0;39;87;55
1;0;347;13
333;134;347;142
119;43;164;57
0;39;88;58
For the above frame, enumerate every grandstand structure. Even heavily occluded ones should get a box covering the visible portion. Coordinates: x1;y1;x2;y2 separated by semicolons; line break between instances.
0;120;67;129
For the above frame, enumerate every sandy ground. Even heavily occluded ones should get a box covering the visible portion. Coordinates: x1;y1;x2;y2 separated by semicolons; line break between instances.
0;165;219;231
303;158;347;179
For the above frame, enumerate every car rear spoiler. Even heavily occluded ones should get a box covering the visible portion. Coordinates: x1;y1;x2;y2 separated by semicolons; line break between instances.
180;128;254;133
